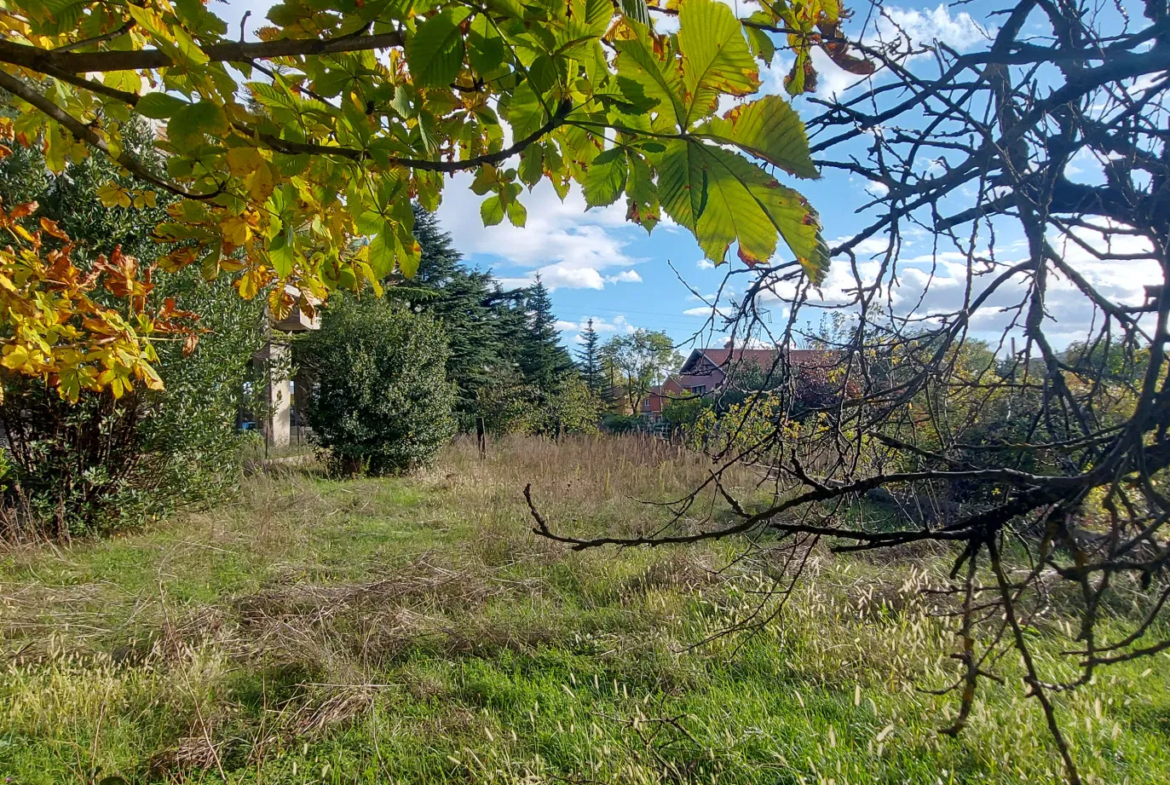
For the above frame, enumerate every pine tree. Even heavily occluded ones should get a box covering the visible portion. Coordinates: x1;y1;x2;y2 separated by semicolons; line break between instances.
392;206;505;424
576;319;604;394
519;276;573;397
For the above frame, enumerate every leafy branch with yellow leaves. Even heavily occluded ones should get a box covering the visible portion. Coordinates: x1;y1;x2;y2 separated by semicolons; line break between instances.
0;0;867;399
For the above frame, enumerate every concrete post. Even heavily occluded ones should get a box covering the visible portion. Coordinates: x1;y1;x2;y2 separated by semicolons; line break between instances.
255;339;292;448
256;285;320;448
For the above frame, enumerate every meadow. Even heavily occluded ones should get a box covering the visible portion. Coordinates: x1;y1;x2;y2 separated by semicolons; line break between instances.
1;436;1167;784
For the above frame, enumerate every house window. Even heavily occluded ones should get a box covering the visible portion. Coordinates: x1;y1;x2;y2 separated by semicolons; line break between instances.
690;385;706;395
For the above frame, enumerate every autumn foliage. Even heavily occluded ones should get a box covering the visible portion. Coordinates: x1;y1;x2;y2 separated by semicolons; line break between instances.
0;198;196;401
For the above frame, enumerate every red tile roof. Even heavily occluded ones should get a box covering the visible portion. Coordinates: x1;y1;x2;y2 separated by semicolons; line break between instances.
681;347;837;374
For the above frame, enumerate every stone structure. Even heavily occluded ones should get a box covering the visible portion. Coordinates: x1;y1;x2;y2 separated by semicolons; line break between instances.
254;286;319;447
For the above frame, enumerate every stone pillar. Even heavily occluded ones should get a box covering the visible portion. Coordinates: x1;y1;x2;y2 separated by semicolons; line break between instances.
254;339;292;447
258;285;320;448
292;365;314;444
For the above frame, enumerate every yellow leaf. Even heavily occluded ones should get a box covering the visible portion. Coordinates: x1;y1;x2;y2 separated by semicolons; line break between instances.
248;161;276;202
141;362;164;390
227;147;264;177
221;214;253;245
236;269;263;299
1;344;30;370
97;183;131;208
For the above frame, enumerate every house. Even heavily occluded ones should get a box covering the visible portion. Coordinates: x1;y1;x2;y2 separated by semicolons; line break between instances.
642;343;839;421
641;378;687;420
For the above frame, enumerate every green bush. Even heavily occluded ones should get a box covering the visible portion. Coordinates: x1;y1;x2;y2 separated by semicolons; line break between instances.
541;374;602;435
0;272;263;541
602;413;646;434
662;396;714;434
299;297;456;475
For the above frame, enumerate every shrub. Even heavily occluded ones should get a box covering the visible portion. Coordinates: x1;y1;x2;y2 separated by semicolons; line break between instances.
541;374;602;435
661;396;714;434
299;297;456;475
0;272;263;541
602;413;646;434
0;131;264;542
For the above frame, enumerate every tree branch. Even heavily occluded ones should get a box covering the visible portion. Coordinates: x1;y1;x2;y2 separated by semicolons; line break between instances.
0;31;404;74
0;70;219;200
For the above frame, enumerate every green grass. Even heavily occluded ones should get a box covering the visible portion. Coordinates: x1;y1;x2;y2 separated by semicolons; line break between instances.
1;435;1168;784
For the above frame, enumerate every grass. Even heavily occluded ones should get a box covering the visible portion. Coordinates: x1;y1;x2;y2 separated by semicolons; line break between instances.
1;435;1168;784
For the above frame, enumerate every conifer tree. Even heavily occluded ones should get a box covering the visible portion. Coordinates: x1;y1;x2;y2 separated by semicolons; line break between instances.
576;319;604;395
519;276;573;396
391;207;504;424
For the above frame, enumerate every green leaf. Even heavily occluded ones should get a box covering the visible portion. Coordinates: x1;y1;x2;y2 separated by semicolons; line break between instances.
677;0;760;126
528;55;561;94
626;152;660;233
507;199;527;227
368;228;395;277
172;25;210;66
268;228;296;277
519;143;544;187
406;7;472;88
468;14;506;75
583;147;628;207
614;34;684;131
500;81;546;140
785;50;811;96
135;92;188;119
169;101;229;147
45;122;67;173
701;96;818;179
618;0;650;26
567;0;614;40
471;165;500;195
395;233;421;278
481;195;505;226
745;28;776;67
657;139;828;281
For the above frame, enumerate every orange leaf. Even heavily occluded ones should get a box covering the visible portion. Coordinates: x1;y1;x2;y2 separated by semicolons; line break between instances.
11;202;38;220
39;216;70;240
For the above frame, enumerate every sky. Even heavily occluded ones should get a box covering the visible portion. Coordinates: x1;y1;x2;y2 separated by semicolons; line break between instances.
218;0;1161;353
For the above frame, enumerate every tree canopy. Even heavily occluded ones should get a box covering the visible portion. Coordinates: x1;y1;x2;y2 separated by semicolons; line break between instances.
601;328;679;413
0;0;862;399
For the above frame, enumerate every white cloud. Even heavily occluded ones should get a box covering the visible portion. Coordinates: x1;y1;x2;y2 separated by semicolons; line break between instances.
559;314;638;343
755;218;1161;348
875;5;989;50
435;176;643;290
684;305;732;318
606;270;643;284
811;5;992;99
697;259;715;270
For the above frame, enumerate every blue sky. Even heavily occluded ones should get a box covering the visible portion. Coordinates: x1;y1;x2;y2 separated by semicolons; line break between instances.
219;0;1160;352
